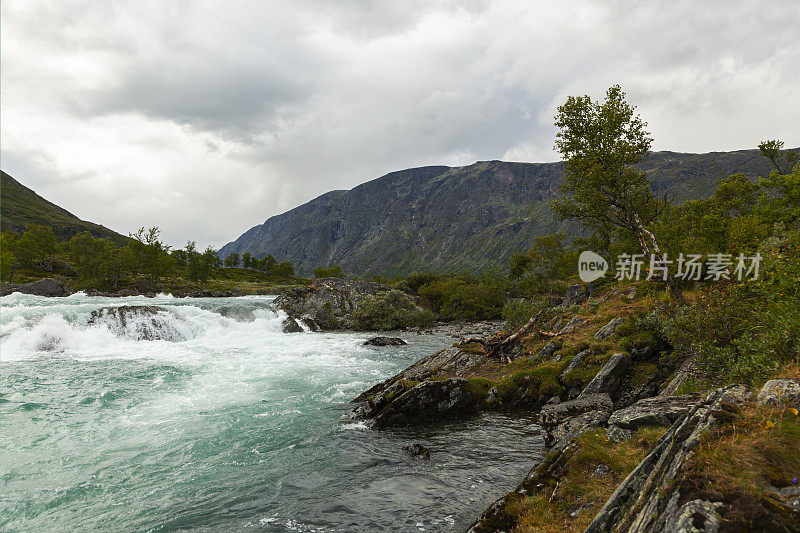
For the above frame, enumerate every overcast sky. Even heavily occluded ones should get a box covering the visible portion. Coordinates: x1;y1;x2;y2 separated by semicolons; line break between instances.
2;0;799;248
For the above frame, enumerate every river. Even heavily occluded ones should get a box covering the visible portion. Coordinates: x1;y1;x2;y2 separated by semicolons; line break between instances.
0;293;544;532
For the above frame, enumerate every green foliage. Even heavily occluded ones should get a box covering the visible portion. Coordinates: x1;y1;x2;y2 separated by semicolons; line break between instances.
665;228;800;386
417;272;507;320
129;227;173;283
552;85;665;237
224;252;240;268
314;264;346;278
352;290;436;330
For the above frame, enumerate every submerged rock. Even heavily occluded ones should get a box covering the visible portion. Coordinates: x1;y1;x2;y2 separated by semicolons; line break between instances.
281;317;304;333
88;306;185;341
403;443;431;460
363;336;407;346
1;278;71;297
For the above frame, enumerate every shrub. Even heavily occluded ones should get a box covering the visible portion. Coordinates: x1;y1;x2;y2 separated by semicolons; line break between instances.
502;298;547;331
314;265;346;278
665;228;800;387
417;273;507;321
352;290;435;330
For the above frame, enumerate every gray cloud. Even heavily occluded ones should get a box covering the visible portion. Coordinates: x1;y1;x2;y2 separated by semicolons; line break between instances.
2;0;799;248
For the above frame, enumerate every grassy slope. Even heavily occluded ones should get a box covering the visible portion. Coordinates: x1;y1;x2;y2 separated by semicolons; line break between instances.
1;171;129;244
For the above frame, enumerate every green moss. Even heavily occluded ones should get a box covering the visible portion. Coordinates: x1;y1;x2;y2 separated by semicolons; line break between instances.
465;377;495;398
496;362;564;401
454;341;486;355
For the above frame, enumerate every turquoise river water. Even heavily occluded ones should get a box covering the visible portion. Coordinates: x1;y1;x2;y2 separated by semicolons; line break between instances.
0;293;544;532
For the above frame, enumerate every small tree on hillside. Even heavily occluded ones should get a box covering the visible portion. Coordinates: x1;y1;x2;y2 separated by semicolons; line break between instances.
552;85;678;297
224;252;240;268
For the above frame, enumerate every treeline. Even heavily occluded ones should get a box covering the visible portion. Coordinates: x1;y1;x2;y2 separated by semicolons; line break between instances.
1;226;296;289
219;251;295;277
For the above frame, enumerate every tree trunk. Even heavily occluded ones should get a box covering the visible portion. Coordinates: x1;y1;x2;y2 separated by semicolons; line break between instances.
633;214;682;301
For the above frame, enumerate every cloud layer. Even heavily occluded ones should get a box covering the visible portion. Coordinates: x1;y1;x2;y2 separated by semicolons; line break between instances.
2;0;799;248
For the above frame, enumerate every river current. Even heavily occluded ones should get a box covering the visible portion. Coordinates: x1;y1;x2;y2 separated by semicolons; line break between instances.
0;293;544;532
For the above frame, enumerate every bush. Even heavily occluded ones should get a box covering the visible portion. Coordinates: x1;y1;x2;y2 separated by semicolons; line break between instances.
665;228;800;386
502;298;547;332
352;290;435;330
417;273;507;321
314;265;345;278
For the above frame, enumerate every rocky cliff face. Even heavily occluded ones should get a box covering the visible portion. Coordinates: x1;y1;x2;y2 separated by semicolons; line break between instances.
220;150;776;276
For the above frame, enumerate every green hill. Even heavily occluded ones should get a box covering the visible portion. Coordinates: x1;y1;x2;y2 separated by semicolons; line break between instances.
1;171;128;244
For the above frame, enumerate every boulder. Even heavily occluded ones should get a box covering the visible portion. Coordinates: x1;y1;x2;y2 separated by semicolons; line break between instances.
88;306;184;341
607;394;700;430
579;353;629;398
606;425;635;443
561;283;592;307
536;341;559;360
1;278;70;297
363;336;407;346
558;316;586;335
274;277;422;330
281;317;304;333
367;378;478;429
756;379;800;409
595;317;624;341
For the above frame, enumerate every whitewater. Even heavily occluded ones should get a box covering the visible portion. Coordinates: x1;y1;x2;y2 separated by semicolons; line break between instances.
0;293;544;532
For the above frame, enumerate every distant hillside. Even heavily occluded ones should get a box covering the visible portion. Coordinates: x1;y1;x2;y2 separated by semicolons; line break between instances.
1;171;128;244
220;149;780;276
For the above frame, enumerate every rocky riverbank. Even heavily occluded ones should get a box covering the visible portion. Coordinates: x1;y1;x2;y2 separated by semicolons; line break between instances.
343;281;800;531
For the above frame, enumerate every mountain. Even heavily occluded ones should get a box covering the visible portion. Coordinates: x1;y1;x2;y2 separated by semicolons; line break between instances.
224;149;776;276
1;171;128;244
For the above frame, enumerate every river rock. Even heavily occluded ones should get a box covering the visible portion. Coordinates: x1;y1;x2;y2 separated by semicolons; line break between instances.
403;443;431;460
88;305;184;341
367;378;478;429
595;317;624;341
756;379;800;408
282;317;304;333
550;409;611;451
363;336;407;346
1;278;71;297
607;394;700;430
274;278;421;330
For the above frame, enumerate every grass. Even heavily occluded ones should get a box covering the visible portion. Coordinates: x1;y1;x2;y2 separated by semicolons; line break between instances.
506;426;667;533
679;397;800;531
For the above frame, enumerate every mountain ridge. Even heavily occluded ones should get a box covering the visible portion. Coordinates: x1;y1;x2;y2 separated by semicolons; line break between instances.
0;171;128;244
219;148;778;276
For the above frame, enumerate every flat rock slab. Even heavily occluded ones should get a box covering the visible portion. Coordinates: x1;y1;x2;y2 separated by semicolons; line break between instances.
608;394;700;429
539;393;613;426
